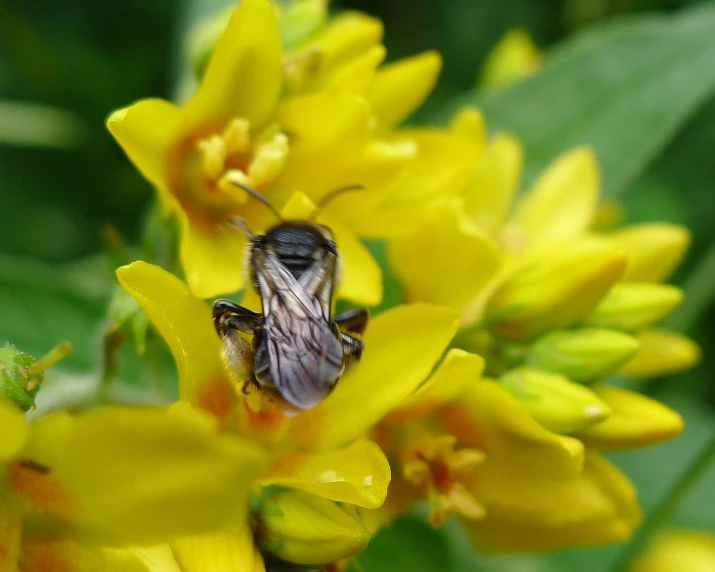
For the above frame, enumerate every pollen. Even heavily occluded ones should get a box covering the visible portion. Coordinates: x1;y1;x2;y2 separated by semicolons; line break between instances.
223;117;251;155
363;475;374;487
316;470;346;483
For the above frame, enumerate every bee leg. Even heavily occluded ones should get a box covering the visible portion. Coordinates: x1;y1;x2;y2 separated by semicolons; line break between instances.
335;307;369;336
340;331;365;373
242;376;261;395
212;299;261;337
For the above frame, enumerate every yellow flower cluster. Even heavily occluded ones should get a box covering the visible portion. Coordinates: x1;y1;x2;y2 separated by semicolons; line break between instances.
0;0;698;569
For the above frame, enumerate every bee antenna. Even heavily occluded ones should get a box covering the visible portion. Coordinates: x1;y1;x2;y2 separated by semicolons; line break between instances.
231;181;283;221
311;184;365;220
230;216;254;239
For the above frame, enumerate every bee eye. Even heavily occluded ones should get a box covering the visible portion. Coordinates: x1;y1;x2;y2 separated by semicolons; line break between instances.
325;240;337;255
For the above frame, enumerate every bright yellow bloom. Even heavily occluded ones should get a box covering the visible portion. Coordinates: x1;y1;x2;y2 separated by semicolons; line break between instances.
631;529;715;572
381;106;694;551
0;398;269;569
108;0;474;303
117;259;459;566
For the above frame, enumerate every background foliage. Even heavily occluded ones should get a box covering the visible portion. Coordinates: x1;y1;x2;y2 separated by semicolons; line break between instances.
0;0;713;570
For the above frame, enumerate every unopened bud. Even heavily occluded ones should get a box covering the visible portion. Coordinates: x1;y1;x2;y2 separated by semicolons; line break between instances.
582;283;682;332
620;329;700;378
486;238;626;340
256;491;371;566
499;367;611;434
0;342;71;411
609;223;690;282
527;328;639;383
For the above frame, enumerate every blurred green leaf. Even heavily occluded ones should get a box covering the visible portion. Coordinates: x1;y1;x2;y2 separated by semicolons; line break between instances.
445;3;715;197
0;100;85;148
0;253;109;371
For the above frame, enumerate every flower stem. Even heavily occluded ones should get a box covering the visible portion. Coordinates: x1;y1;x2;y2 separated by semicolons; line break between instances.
613;427;715;571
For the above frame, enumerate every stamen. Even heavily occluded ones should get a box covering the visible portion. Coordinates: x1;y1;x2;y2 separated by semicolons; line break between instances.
197;134;226;180
223;118;251;155
249;133;290;189
218;170;251;204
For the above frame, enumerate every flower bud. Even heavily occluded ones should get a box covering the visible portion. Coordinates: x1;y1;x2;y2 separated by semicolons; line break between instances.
527;328;640;383
256;491;371;566
620;329;700;378
609;223;690;282
582;283;682;332
499;367;611;434
486;239;626;340
0;343;71;411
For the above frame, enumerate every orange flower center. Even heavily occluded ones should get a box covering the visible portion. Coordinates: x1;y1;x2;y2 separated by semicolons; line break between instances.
401;434;485;527
172;117;290;226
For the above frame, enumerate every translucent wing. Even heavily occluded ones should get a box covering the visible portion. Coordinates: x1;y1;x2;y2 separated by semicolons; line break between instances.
253;249;343;409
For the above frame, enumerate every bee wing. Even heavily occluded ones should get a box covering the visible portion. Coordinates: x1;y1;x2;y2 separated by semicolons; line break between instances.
254;249;343;409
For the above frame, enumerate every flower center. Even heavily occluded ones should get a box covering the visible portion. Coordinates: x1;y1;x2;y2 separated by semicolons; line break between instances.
401;434;485;527
178;117;290;223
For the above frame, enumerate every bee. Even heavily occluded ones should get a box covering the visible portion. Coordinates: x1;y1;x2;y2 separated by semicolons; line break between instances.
213;182;368;412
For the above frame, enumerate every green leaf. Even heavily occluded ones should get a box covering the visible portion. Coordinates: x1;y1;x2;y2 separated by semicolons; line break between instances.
0;253;109;371
446;3;715;197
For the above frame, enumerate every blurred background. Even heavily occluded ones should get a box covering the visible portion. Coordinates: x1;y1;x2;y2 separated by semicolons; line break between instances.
0;0;713;570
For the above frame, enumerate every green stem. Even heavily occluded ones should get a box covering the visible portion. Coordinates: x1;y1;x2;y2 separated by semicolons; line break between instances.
613;428;715;571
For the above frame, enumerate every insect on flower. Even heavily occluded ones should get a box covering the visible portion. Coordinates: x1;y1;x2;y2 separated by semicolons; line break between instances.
213;183;369;413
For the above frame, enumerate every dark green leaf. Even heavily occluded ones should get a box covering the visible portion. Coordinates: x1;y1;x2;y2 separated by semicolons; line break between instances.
445;4;715;197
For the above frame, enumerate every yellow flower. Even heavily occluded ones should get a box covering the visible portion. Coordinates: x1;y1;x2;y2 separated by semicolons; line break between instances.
381;106;694;550
630;529;715;572
0;398;269;569
108;0;474;303
116;259;459;566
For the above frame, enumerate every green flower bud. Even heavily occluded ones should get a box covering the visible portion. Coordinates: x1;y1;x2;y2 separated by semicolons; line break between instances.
527;328;640;383
499;367;612;434
256;491;371;566
582;283;682;332
0;342;71;411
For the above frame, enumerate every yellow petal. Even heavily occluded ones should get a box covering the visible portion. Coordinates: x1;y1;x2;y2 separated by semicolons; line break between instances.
631;529;715;572
620;329;701;378
179;210;249;299
383;128;480;205
440;380;585;480
609;223;691;282
261;438;390;508
172;525;265;572
14;403;268;545
388;200;502;309
289;303;459;450
106;99;183;192
184;0;282;130
390;349;485;421
367;51;442;129
509;146;599;247
117;262;238;421
464;452;640;551
327;215;382;306
0;400;27;463
277;92;371;152
101;546;186;572
461;131;523;234
576;385;683;450
324;45;386;95
450;106;486;155
0;492;22;572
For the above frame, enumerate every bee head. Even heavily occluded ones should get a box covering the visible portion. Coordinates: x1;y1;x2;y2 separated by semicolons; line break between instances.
253;221;336;281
